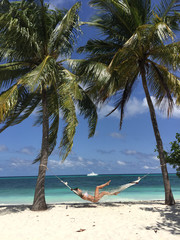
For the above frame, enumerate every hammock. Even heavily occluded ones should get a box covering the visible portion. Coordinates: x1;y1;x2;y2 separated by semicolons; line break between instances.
40;165;80;196
109;177;141;195
40;164;143;196
40;164;165;196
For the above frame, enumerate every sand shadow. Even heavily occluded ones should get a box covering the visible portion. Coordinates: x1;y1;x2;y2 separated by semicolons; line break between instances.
0;205;31;215
140;202;180;235
62;200;166;209
59;201;129;208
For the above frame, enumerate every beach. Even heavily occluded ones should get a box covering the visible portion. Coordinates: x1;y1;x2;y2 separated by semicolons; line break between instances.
0;201;180;240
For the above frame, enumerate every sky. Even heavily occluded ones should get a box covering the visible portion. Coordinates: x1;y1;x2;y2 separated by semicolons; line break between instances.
0;0;179;177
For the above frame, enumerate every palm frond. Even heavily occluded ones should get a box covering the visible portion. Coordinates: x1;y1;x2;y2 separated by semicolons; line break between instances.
59;67;82;101
155;0;180;18
0;56;56;122
48;95;59;157
20;56;55;92
58;83;78;161
0;61;32;89
154;21;175;42
76;86;97;138
0;2;43;60
68;59;111;88
78;39;120;60
147;60;180;115
89;0;133;36
153;0;180;31
0;83;19;122
0;0;10;13
110;73;138;129
48;2;81;57
108;45;138;73
150;41;180;70
0;89;41;132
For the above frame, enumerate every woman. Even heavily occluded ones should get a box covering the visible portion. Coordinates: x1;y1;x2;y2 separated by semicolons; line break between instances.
72;180;119;203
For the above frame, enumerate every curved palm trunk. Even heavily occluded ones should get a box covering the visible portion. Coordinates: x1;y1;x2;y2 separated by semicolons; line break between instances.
32;88;49;211
140;64;175;205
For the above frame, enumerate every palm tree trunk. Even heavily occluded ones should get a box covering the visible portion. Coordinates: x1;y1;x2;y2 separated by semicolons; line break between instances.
140;64;175;205
32;88;49;211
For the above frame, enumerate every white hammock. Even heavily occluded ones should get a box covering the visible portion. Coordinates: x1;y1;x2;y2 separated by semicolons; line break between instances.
109;177;141;195
40;164;165;197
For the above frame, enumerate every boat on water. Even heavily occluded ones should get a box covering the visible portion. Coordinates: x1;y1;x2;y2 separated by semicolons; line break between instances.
87;172;98;176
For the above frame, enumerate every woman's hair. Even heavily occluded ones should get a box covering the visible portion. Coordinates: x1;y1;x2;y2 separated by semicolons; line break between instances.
72;188;83;197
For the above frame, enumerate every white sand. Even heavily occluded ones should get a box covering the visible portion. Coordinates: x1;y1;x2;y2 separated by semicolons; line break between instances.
0;201;180;240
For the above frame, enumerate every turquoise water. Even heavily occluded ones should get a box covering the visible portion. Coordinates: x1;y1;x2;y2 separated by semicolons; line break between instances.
0;174;179;205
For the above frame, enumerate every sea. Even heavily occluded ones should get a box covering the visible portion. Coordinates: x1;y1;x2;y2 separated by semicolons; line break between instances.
0;174;180;205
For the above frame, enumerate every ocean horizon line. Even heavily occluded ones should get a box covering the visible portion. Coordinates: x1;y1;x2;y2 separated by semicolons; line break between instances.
0;172;177;179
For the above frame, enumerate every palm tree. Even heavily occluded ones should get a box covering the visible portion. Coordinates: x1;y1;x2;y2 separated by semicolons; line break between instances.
0;0;97;210
71;0;180;205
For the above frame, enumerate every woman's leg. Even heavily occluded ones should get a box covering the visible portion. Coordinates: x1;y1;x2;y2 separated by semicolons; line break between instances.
94;180;111;202
93;191;111;203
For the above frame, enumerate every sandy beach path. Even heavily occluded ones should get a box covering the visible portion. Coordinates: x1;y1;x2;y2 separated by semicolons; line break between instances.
0;201;180;240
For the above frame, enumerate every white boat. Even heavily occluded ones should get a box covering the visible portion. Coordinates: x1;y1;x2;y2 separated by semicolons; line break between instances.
87;172;98;176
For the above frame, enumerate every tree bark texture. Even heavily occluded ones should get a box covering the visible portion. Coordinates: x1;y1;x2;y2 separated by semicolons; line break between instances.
32;88;49;211
140;63;175;205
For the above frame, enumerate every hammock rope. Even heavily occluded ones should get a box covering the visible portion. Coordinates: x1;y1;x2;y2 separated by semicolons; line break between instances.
109;164;166;194
40;164;79;196
39;163;166;196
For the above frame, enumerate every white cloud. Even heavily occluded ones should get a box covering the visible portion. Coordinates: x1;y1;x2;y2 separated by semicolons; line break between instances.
48;159;75;169
122;149;157;161
110;132;124;139
125;150;138;155
172;104;180;118
49;155;88;169
11;158;30;168
87;161;93;165
97;98;148;119
117;161;126;166
98;104;119;119
158;100;180;118
143;97;180;119
97;149;115;154
0;145;8;152
18;147;35;155
97;161;106;166
78;156;83;161
98;97;180;120
48;3;56;10
48;0;76;8
152;156;159;161
125;97;148;117
143;165;159;170
48;160;61;168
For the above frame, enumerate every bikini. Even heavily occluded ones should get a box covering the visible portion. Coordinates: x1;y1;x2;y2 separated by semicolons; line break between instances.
83;192;89;197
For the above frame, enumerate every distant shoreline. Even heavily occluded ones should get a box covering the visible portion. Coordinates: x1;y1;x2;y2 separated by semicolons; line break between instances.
0;172;177;178
0;199;180;207
1;174;179;205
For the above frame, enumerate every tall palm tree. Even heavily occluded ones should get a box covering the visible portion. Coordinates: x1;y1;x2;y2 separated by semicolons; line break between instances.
0;0;97;210
71;0;180;205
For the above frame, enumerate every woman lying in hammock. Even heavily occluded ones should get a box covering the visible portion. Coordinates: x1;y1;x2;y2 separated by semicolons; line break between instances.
71;180;120;203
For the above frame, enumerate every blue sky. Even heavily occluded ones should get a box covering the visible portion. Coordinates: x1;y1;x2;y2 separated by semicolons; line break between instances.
0;0;179;177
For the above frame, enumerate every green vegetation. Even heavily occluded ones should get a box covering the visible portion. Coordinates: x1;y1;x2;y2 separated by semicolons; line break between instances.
0;0;97;210
70;0;180;205
0;0;179;209
156;133;180;178
166;133;180;178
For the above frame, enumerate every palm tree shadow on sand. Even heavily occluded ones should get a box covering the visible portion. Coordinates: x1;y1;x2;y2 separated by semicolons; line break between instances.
1;199;180;236
140;202;180;235
0;205;31;215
